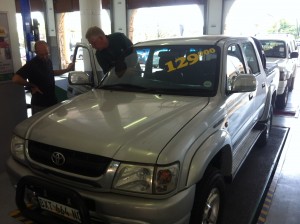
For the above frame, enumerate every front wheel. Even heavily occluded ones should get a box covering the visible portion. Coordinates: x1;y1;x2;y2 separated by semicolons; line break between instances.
256;105;273;147
189;167;225;224
275;85;289;109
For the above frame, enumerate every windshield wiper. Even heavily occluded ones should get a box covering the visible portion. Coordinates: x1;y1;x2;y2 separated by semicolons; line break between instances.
100;83;149;90
100;84;212;95
100;84;174;94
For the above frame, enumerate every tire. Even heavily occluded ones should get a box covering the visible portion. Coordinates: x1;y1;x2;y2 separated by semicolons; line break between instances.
256;105;273;147
275;85;289;109
189;167;225;224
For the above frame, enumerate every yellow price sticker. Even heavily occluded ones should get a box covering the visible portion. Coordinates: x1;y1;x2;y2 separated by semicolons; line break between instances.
165;48;216;72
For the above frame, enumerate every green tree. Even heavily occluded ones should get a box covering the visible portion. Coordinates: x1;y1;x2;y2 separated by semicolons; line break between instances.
268;19;298;37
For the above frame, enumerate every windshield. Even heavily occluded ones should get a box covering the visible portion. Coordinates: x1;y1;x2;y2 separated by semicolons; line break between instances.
259;40;286;58
99;45;220;96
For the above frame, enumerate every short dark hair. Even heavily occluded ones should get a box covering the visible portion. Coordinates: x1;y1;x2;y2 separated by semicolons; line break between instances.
85;26;105;39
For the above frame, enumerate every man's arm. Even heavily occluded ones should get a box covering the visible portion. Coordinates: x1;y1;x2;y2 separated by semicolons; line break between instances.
12;74;42;94
53;62;74;76
12;74;31;87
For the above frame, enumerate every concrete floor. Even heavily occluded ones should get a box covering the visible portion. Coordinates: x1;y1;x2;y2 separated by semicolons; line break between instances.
259;74;300;224
0;172;19;224
1;72;300;224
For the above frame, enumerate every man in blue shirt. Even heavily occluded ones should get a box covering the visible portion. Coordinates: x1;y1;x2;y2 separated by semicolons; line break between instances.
85;26;133;74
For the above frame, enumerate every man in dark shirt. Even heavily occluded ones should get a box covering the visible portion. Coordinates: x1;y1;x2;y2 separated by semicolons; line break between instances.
12;40;73;114
85;26;133;74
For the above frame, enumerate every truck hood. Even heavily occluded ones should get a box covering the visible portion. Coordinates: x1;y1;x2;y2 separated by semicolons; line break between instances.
18;90;208;163
266;58;287;69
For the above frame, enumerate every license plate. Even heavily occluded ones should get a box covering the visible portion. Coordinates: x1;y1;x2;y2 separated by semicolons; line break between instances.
38;196;81;223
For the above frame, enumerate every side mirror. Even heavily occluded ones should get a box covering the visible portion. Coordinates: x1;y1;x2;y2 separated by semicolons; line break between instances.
68;71;92;85
290;51;299;59
230;74;257;92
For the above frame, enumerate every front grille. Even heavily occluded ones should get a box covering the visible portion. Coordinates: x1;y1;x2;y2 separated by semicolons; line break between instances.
27;140;111;177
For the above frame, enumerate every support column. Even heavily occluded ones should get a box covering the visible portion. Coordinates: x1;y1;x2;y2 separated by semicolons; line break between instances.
45;0;60;69
206;0;224;34
79;0;102;43
111;0;127;34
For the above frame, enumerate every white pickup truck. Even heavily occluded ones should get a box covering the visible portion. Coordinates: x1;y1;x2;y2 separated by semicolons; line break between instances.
7;36;278;224
256;34;298;109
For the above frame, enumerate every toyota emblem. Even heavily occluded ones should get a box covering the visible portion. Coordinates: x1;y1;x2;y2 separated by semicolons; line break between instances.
51;152;66;166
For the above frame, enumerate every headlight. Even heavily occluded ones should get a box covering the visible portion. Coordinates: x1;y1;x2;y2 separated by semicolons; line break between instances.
113;162;179;194
11;135;26;163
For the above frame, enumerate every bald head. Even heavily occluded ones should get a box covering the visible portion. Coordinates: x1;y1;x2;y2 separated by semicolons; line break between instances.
35;41;50;61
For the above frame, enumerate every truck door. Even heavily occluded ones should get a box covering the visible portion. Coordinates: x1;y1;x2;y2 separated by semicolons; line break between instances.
67;43;104;98
225;43;256;146
241;41;267;122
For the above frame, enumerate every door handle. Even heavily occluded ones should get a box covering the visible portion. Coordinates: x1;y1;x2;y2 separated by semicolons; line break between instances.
249;92;253;100
262;82;266;88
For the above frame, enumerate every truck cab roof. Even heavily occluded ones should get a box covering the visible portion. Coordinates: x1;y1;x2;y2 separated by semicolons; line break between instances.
134;35;254;47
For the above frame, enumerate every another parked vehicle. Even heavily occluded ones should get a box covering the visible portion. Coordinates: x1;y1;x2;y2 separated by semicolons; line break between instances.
256;34;298;109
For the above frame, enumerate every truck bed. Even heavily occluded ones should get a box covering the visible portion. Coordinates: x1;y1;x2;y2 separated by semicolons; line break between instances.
265;62;278;74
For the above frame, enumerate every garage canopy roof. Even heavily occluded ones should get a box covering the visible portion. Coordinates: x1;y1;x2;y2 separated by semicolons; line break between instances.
15;0;204;13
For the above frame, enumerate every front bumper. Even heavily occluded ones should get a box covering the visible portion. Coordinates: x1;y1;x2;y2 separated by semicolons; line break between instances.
6;157;194;224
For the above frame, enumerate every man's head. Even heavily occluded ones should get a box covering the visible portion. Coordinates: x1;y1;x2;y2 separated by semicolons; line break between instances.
85;26;109;50
34;41;50;61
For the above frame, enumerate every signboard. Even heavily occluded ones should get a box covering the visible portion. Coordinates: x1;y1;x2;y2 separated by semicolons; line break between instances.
0;12;14;81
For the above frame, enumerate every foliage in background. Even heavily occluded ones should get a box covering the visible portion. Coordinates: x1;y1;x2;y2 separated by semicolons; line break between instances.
268;19;299;38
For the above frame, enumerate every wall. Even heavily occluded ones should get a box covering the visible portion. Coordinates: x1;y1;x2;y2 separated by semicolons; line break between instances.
0;0;27;173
